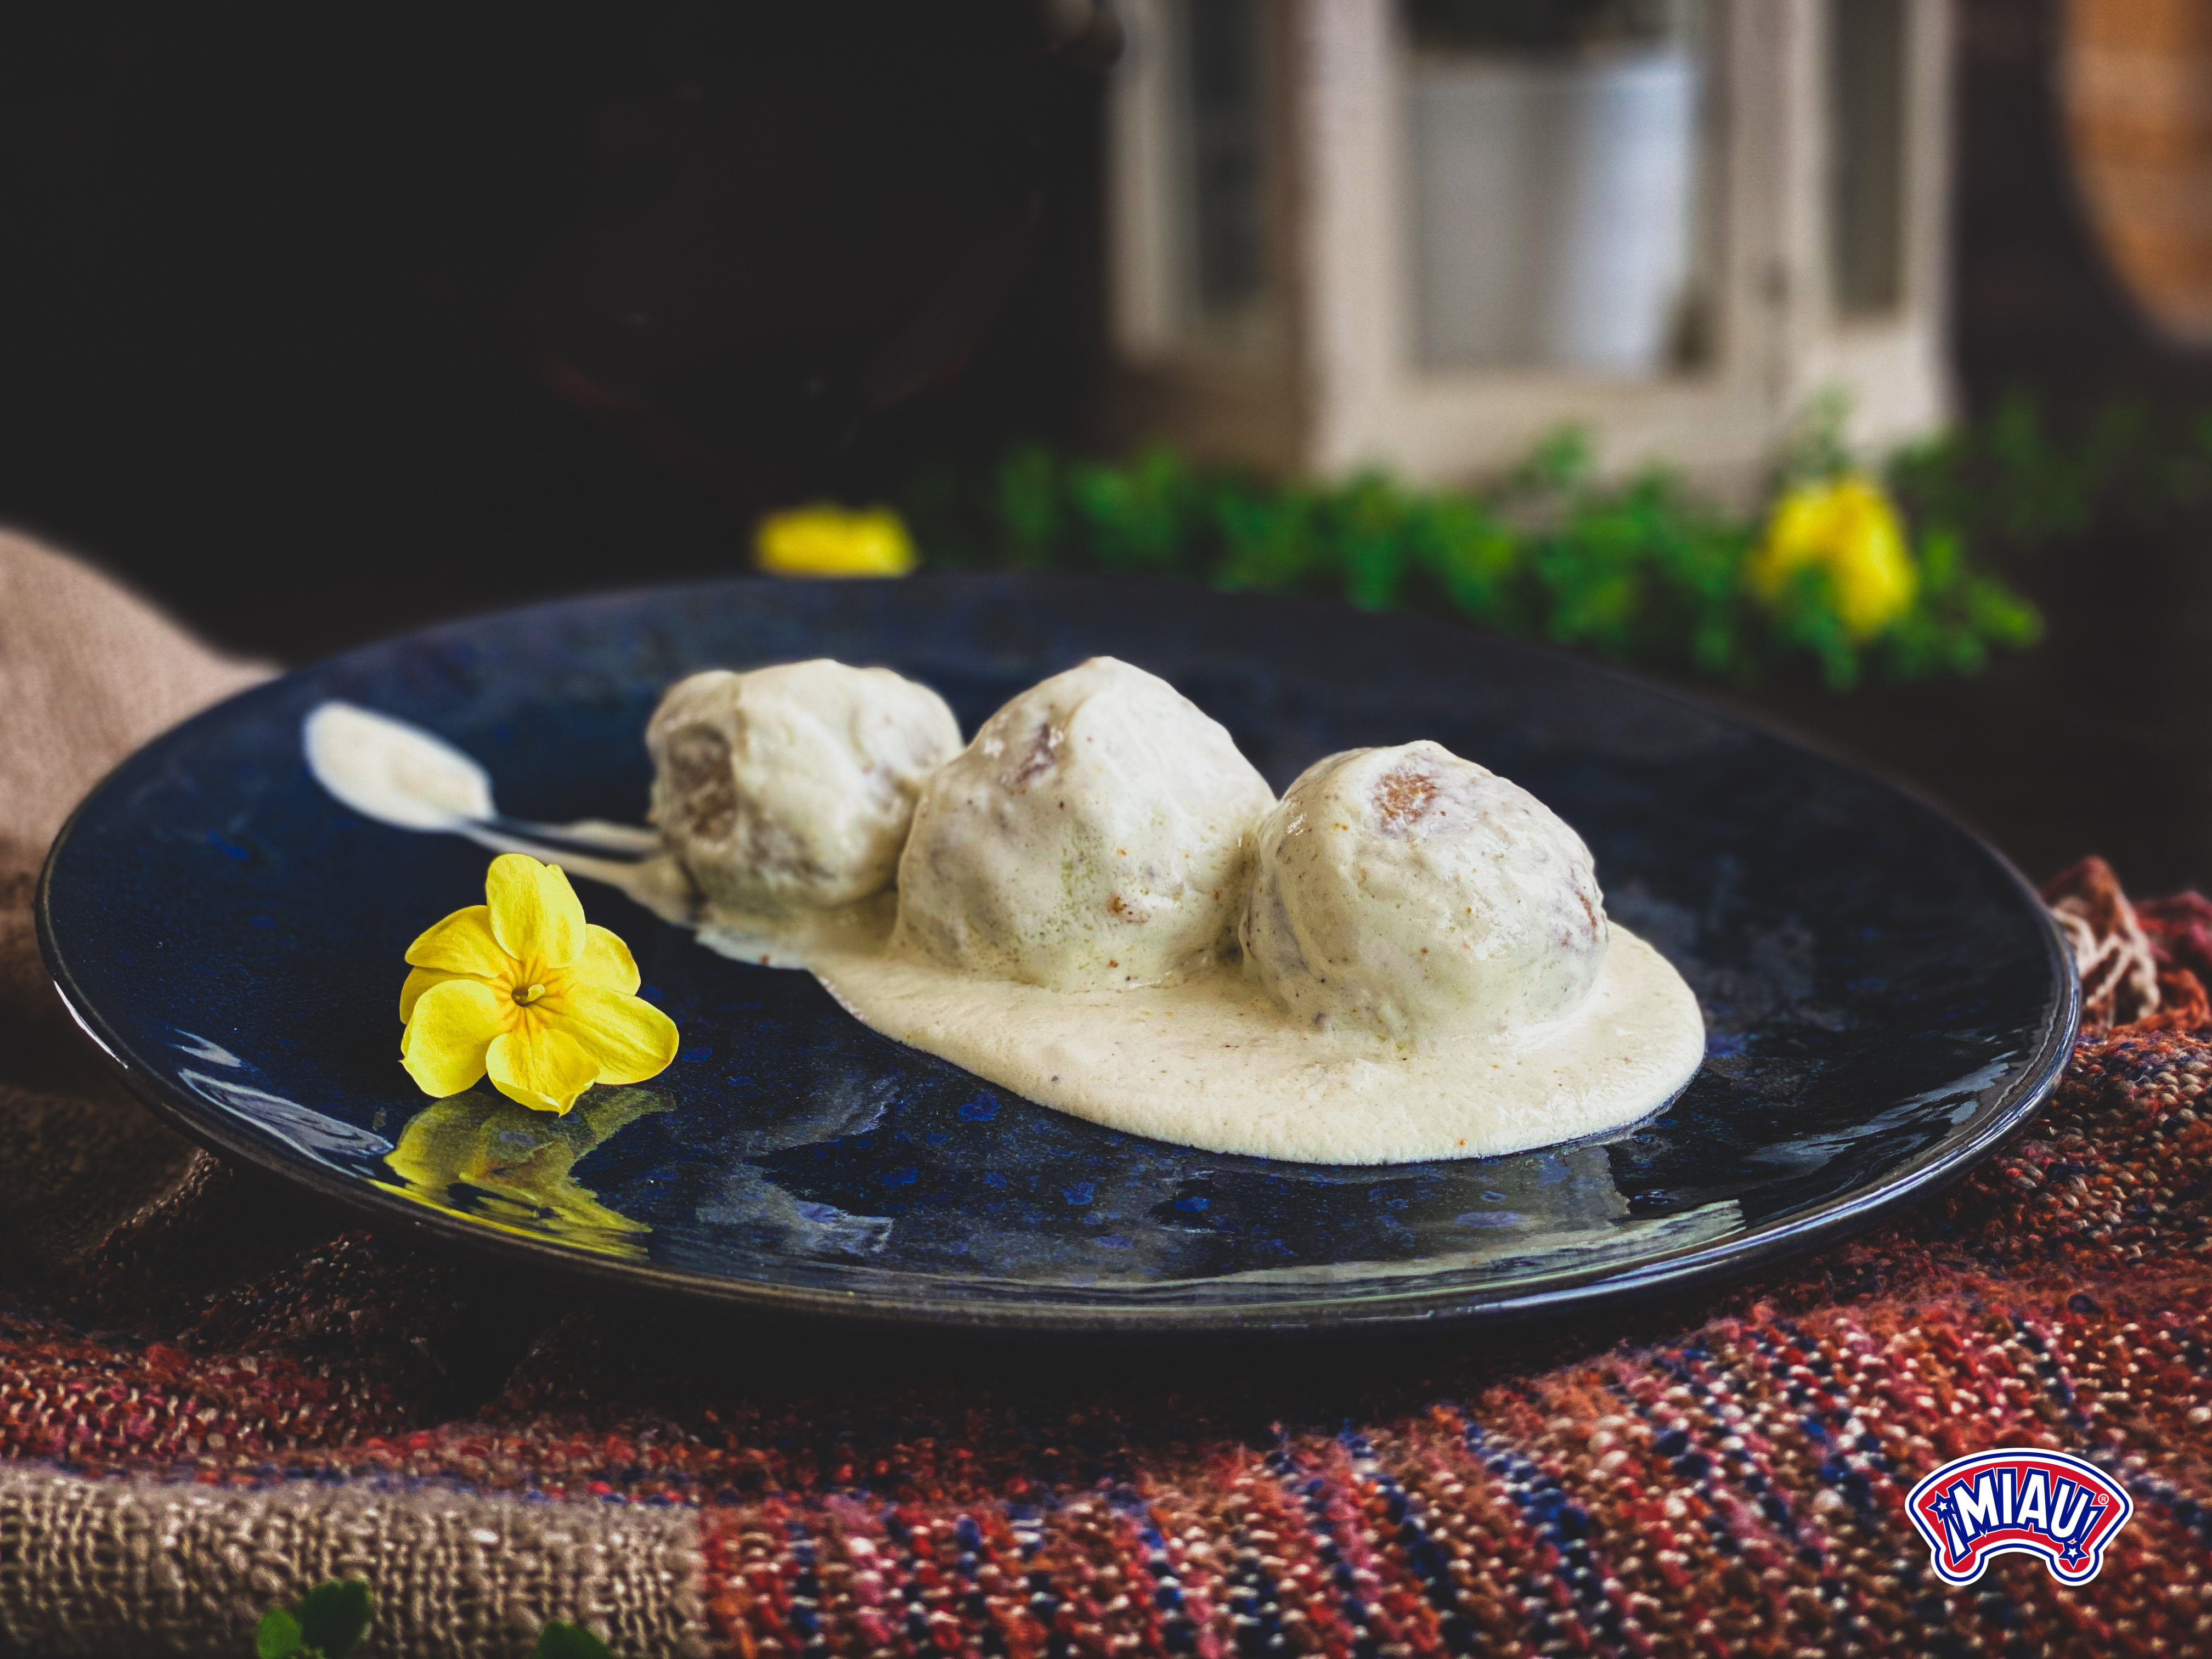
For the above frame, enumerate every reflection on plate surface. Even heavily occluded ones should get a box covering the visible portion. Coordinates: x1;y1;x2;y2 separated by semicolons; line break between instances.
38;575;2076;1333
376;1088;668;1260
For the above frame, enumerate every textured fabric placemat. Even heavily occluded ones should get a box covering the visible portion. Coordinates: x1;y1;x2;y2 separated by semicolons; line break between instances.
4;530;2208;1658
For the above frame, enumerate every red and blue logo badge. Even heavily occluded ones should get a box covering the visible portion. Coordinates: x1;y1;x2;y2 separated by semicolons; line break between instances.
1906;1448;2132;1586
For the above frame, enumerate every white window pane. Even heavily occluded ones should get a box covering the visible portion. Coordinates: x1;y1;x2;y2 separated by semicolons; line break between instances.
1829;0;1908;318
1403;1;1709;375
1185;0;1271;326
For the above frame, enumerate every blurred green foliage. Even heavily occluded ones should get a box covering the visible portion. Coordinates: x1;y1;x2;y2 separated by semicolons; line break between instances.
1887;391;2212;550
900;393;2212;691
898;393;2212;690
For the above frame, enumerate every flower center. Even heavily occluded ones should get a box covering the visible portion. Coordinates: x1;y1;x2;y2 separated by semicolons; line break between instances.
516;982;548;1006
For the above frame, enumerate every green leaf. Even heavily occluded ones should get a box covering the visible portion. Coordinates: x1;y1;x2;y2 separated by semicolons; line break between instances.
1779;388;1854;484
532;1620;620;1659
1329;472;1410;610
294;1579;374;1658
1915;527;1961;595
1068;449;1192;571
1523;426;1595;491
256;1607;305;1659
1965;577;2043;646
1209;489;1316;592
995;444;1062;567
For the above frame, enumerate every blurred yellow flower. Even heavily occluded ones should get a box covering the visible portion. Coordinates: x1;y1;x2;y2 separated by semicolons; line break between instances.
755;504;917;578
1747;475;1918;639
398;853;679;1115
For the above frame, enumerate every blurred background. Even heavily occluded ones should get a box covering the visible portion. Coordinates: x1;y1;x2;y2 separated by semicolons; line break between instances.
4;0;2211;893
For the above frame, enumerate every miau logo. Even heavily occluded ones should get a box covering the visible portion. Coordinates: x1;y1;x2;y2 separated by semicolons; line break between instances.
1905;1448;2132;1586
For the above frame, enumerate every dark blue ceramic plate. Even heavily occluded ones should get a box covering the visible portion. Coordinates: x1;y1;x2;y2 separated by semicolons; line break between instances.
38;575;2076;1336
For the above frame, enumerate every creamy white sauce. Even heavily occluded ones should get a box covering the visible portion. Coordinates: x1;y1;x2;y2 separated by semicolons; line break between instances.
805;922;1703;1165
306;698;1707;1166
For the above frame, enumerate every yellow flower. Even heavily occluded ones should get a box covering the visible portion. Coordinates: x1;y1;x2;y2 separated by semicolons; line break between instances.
1746;475;1919;639
398;853;679;1115
755;504;917;578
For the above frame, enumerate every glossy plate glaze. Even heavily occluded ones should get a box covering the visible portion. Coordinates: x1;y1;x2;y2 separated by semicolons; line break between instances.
38;576;2078;1336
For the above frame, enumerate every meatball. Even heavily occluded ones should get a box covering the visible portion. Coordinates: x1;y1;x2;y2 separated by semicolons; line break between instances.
893;657;1276;990
647;660;961;915
1240;740;1607;1041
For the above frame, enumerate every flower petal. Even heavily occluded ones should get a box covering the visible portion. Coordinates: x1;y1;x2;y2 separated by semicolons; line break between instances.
486;1024;602;1115
400;978;511;1098
399;964;480;1023
404;905;510;977
568;923;642;996
549;983;680;1086
755;505;916;578
486;854;586;970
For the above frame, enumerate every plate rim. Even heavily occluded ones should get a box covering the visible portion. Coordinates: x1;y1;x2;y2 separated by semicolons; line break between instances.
35;573;2084;1339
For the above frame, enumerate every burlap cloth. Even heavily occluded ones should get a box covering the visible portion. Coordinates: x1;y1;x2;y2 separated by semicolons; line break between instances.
5;530;2212;1657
